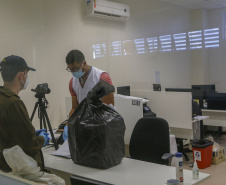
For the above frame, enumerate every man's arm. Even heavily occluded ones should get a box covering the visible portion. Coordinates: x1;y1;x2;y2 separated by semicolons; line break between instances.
102;92;114;106
63;96;79;140
69;96;79;118
7;100;44;156
100;72;114;105
68;78;79;118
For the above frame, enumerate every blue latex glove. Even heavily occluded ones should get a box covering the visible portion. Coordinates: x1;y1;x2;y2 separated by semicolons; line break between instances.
62;125;68;141
35;129;46;136
39;131;50;147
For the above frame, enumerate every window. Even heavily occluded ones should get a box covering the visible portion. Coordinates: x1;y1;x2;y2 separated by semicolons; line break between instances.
92;43;106;59
134;38;146;54
188;30;203;49
173;33;187;51
204;28;219;48
110;41;123;56
91;27;220;59
146;37;158;53
159;35;172;52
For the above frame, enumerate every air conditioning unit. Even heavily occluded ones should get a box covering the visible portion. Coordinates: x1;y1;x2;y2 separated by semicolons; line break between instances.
85;0;130;21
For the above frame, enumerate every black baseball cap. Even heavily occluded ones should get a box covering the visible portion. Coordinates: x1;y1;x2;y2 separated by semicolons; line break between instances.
0;55;36;72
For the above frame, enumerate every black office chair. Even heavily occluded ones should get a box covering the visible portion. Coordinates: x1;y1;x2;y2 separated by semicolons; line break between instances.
70;175;113;185
129;117;174;165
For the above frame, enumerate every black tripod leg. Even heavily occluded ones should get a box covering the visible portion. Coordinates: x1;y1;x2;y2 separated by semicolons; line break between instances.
30;102;39;121
41;111;48;130
40;111;43;129
42;108;58;150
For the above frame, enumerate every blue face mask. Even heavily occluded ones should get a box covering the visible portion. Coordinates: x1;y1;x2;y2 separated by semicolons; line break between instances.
72;69;85;78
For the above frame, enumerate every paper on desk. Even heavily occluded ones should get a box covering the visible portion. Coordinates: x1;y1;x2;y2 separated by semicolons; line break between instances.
51;139;71;158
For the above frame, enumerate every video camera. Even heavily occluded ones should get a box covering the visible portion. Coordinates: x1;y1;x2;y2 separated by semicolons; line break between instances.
31;83;51;97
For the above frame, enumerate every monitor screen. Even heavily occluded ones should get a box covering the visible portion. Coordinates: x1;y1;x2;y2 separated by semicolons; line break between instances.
192;84;215;99
206;92;226;110
117;86;130;96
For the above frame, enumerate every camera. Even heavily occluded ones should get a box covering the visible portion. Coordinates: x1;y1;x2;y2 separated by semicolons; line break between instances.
31;83;51;96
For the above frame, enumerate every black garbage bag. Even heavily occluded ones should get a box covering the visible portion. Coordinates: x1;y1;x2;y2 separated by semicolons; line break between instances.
68;81;126;169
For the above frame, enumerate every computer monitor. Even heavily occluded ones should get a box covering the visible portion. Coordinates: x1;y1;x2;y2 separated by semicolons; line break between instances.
117;86;130;96
192;84;215;99
192;84;215;108
206;92;226;110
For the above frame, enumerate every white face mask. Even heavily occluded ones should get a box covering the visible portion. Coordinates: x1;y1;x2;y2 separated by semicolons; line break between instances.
21;74;29;90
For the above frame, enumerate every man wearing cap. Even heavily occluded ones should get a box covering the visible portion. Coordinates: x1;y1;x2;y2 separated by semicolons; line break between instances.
0;55;49;172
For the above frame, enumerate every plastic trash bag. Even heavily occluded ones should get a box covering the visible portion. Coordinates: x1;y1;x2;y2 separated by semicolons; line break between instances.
68;80;126;169
205;135;221;152
3;145;65;185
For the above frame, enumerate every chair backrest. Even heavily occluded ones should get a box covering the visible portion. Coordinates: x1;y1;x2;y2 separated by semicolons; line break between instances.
129;117;170;165
70;175;113;185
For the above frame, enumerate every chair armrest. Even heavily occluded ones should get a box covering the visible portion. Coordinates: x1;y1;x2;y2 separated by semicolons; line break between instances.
161;153;175;160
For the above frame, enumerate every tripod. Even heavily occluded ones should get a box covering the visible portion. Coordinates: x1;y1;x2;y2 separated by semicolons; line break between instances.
31;94;58;150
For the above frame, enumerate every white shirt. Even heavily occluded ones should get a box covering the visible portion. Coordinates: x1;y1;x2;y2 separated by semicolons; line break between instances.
72;67;105;103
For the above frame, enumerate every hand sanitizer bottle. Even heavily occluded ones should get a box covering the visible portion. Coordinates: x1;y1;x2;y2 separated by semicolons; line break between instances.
175;152;183;184
192;160;199;180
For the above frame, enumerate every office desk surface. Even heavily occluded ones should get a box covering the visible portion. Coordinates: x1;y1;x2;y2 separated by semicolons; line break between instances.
43;148;210;185
202;109;226;127
0;171;41;185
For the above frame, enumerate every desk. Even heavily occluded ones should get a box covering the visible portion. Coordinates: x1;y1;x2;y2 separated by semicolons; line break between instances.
43;147;210;185
202;109;226;127
0;171;40;185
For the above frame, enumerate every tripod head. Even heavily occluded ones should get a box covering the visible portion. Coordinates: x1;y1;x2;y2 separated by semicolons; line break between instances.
31;83;51;99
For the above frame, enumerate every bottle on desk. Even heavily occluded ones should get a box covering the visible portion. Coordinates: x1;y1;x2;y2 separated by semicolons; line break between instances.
192;160;199;180
175;152;184;185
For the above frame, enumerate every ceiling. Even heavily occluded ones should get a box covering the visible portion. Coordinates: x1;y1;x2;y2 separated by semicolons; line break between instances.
158;0;226;9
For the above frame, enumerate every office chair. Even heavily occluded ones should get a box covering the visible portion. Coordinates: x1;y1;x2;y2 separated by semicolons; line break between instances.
129;117;174;165
70;175;113;185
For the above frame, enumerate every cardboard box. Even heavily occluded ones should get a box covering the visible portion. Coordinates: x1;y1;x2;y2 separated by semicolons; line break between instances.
212;147;225;165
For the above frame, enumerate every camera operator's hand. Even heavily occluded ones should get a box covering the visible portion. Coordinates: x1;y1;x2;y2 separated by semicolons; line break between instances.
35;129;46;136
62;125;68;141
39;131;50;147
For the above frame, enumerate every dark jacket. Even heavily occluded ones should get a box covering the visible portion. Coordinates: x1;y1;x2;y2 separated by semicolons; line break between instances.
0;86;44;172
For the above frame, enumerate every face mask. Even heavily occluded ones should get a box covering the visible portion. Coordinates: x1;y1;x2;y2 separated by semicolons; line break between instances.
72;69;85;78
21;75;29;90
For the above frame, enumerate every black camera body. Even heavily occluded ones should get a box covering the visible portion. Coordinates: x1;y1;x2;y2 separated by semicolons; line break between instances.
32;83;51;97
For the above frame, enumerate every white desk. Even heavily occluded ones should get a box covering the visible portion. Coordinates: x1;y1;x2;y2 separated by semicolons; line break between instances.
43;147;210;185
202;109;226;127
0;171;41;185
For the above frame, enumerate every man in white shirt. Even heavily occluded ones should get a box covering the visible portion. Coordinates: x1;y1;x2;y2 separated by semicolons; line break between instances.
63;49;114;140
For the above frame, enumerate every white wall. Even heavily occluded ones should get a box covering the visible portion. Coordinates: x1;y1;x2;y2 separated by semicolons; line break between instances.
0;0;225;128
